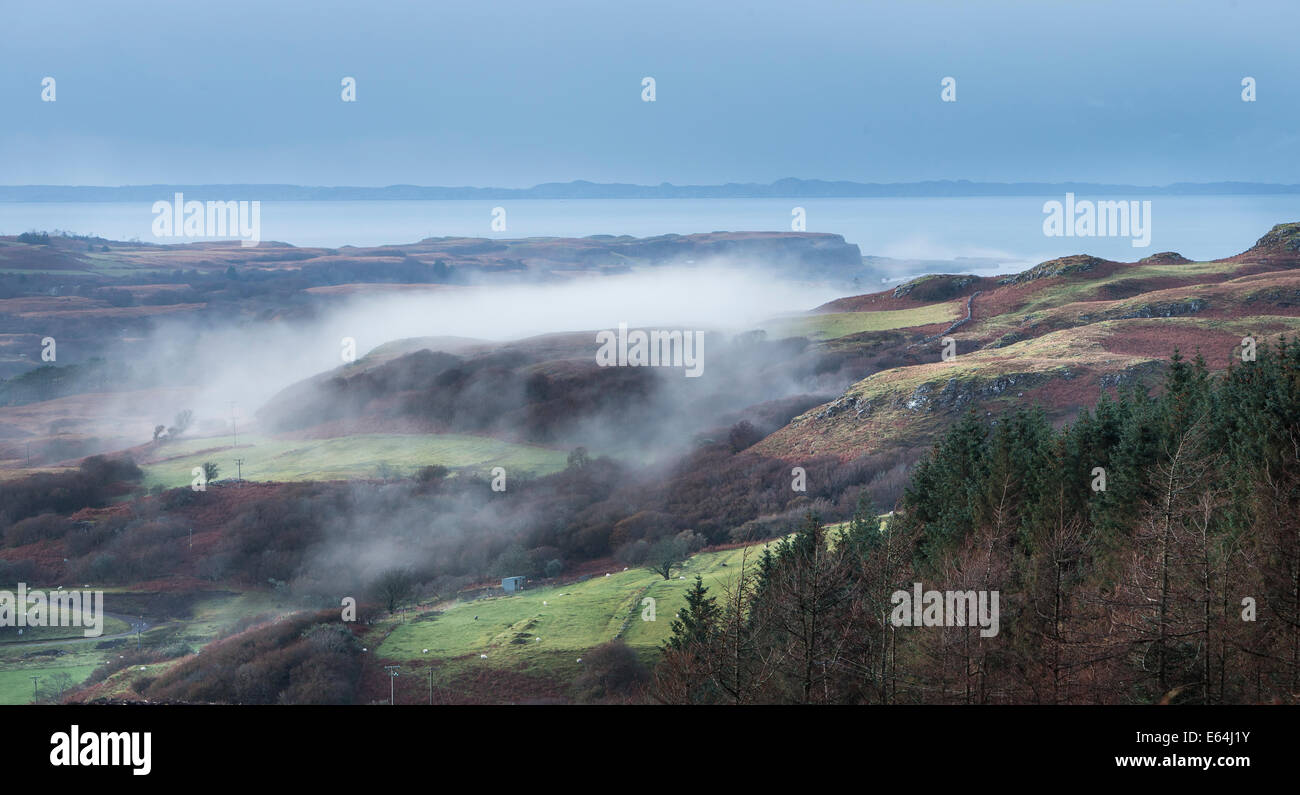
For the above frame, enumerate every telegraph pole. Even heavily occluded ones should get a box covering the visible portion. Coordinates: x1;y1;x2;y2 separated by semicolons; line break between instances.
30;675;39;700
385;665;400;705
228;401;238;447
234;458;244;481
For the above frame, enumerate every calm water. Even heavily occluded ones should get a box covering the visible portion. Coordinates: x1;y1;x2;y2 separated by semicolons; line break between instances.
2;196;1297;271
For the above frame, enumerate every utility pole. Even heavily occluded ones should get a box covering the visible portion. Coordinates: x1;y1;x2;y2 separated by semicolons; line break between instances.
31;675;39;700
234;458;244;482
228;401;238;448
385;665;400;705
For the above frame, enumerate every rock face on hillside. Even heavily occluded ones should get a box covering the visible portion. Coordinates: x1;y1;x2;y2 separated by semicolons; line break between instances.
812;369;1059;424
1251;223;1300;253
892;274;979;301
998;255;1109;285
1138;252;1191;265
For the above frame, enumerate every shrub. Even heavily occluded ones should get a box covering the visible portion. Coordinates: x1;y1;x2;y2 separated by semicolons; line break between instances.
569;640;649;703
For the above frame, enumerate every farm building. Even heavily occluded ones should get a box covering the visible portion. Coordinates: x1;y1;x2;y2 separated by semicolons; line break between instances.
502;576;526;593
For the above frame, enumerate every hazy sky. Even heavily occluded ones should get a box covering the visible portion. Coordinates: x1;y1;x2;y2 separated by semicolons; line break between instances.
3;0;1296;187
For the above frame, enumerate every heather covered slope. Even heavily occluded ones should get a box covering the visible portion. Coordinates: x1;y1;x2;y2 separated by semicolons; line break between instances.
755;223;1300;462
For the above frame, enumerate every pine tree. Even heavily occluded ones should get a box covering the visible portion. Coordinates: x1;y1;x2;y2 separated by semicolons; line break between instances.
665;575;719;651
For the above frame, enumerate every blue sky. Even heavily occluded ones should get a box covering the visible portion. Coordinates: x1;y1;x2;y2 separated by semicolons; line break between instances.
2;0;1296;187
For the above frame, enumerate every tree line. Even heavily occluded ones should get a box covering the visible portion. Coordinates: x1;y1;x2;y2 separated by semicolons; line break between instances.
656;341;1300;704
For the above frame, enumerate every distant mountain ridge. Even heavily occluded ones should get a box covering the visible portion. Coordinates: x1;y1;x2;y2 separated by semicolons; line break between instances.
4;179;1300;202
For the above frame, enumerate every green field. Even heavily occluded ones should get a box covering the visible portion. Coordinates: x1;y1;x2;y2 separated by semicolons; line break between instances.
140;432;571;488
766;303;961;340
0;663;99;704
377;543;772;687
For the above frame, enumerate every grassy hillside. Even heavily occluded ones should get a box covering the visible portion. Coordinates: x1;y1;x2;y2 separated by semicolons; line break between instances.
137;432;570;488
0;663;99;705
372;543;767;699
765;302;960;340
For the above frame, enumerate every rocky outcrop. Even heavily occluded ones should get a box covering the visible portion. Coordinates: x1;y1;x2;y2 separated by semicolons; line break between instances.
899;370;1056;414
1099;360;1164;388
1138;252;1192;265
999;255;1108;285
1247;223;1300;254
893;274;978;300
1079;298;1208;321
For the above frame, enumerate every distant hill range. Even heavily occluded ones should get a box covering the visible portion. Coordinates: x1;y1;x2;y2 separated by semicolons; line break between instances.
3;179;1300;202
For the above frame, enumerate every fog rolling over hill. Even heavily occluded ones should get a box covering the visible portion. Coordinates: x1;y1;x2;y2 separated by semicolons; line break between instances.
0;243;847;465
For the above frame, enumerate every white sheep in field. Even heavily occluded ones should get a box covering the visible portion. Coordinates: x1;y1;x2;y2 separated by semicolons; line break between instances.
480;654;488;659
